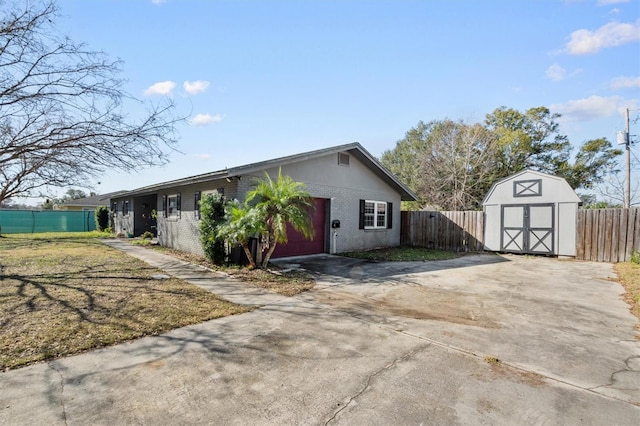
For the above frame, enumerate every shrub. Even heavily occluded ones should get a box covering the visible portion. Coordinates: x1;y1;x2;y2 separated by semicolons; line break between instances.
199;192;227;265
95;206;110;231
631;250;640;265
141;231;154;240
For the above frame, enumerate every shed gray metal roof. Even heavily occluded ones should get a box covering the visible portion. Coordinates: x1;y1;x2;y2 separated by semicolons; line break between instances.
116;143;418;201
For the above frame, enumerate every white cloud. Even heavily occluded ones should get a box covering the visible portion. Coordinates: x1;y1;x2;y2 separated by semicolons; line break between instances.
597;0;629;5
546;64;566;81
551;95;623;121
183;80;210;95
194;153;211;160
564;19;640;55
144;80;176;96
610;76;640;90
190;113;223;126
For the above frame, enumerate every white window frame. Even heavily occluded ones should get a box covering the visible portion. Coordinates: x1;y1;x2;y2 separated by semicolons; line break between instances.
364;200;387;229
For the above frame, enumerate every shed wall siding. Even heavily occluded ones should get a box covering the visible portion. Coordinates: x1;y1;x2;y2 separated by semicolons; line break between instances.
557;202;577;256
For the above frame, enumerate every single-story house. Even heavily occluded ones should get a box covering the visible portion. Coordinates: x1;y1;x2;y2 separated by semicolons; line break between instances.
110;143;417;259
55;191;127;211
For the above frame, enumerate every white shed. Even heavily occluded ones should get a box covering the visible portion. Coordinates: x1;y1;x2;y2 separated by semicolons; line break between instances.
482;170;581;256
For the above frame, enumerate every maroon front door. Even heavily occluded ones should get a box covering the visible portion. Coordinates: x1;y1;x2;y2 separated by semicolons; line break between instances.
270;198;326;258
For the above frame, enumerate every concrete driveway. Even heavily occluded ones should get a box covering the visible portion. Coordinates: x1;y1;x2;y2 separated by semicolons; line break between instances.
1;250;639;425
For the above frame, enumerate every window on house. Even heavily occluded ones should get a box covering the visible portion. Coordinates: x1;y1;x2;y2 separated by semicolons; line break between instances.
359;200;393;230
167;193;181;219
123;200;129;216
111;201;117;212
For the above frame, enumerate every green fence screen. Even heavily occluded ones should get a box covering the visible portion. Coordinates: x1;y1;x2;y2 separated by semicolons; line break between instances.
0;210;96;234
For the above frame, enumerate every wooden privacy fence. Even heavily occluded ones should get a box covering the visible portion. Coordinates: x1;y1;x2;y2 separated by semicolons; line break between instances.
401;210;484;252
575;208;640;262
401;208;639;262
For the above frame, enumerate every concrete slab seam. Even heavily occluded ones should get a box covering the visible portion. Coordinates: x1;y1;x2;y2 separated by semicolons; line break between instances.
394;329;640;408
47;363;68;426
324;344;431;425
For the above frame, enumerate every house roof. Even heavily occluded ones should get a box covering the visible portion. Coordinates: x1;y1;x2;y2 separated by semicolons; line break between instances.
117;143;418;201
57;191;128;207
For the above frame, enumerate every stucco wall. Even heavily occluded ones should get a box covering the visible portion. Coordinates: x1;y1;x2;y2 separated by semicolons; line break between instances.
115;150;404;257
239;152;402;253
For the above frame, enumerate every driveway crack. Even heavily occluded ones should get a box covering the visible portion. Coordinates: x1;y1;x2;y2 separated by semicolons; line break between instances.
324;345;429;425
48;363;68;426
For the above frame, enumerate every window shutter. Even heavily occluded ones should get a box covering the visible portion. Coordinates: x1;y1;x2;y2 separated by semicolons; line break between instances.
359;199;365;229
194;191;201;219
387;202;393;229
162;195;167;218
177;193;182;218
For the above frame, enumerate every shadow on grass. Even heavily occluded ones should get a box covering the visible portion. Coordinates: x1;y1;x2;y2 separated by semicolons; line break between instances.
0;240;247;371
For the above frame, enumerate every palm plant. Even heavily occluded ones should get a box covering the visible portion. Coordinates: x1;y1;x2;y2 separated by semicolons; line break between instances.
216;200;265;268
246;169;315;268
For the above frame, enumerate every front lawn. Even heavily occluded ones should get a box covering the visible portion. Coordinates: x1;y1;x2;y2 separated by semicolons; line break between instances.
0;233;249;370
615;261;640;326
341;246;461;262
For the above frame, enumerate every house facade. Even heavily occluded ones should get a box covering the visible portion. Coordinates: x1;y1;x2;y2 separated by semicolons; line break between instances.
110;143;417;258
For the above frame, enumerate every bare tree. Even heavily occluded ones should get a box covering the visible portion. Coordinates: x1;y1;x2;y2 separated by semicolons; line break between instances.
417;121;498;210
0;0;181;204
595;157;640;207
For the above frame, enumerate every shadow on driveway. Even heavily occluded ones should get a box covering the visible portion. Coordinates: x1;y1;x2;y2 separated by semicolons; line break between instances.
271;252;510;284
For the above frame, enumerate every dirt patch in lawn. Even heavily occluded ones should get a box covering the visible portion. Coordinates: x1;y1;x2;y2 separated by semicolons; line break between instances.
0;235;249;370
316;286;498;328
149;246;315;296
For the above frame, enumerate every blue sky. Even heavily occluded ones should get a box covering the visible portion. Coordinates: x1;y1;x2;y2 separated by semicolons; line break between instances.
50;0;639;199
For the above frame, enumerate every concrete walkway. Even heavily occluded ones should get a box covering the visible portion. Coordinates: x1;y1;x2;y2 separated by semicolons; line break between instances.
100;239;287;307
1;243;639;425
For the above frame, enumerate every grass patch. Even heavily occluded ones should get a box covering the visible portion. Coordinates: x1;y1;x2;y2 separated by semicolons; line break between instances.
225;268;315;297
485;355;501;364
341;246;460;262
615;261;640;327
148;245;315;296
0;234;249;371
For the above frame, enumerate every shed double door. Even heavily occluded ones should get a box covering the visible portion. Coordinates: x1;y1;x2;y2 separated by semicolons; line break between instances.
501;204;554;254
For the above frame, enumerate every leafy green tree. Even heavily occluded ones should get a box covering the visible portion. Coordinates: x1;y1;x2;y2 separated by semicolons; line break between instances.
558;137;622;190
216;200;265;269
383;106;623;210
380;121;432;210
199;192;227;265
485;106;571;177
245;170;315;268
